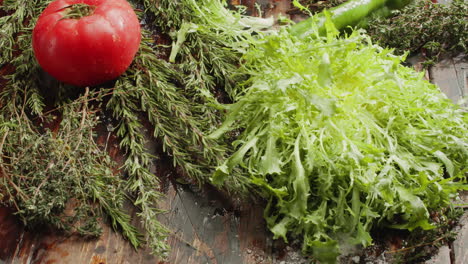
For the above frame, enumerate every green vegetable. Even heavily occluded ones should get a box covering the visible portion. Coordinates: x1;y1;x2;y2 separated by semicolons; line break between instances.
210;22;468;262
290;0;412;38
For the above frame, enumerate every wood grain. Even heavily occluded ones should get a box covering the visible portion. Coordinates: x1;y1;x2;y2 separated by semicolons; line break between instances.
0;185;281;264
3;1;466;264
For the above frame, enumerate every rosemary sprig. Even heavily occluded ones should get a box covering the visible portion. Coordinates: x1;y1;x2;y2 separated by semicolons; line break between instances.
132;0;254;191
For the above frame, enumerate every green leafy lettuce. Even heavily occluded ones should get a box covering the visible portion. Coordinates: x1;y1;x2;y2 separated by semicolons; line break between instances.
209;25;468;262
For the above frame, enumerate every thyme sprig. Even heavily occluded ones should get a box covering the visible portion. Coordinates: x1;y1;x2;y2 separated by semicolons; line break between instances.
294;0;467;65
0;87;139;242
365;0;467;65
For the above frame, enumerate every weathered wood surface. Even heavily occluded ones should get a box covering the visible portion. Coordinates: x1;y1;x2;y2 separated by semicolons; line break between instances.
1;1;467;264
0;116;305;264
0;186;281;264
0;128;300;264
0;111;291;264
430;54;467;107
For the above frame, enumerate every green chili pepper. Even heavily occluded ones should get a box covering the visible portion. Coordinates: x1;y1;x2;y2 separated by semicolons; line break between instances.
290;0;412;38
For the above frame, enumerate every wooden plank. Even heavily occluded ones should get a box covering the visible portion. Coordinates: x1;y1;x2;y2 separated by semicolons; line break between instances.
0;188;224;264
430;54;468;106
0;188;278;264
452;192;468;264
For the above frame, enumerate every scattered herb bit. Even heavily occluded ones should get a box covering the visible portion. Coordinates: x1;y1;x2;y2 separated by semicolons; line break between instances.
385;207;463;263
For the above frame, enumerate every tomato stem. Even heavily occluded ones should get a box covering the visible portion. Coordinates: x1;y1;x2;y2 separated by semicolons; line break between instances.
61;3;96;20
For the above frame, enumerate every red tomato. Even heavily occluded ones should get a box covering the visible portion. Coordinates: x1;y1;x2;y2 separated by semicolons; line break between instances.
32;0;141;87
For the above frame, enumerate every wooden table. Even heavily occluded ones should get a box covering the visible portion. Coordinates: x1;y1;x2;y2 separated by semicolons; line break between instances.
1;1;467;263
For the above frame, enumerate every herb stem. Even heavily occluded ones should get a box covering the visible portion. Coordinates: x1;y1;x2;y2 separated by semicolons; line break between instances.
60;4;96;20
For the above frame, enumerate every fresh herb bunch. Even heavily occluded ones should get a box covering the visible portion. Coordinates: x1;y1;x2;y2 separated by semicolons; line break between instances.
0;88;141;244
0;0;144;245
0;0;167;254
209;23;468;262
365;0;467;63
103;0;269;254
0;0;263;256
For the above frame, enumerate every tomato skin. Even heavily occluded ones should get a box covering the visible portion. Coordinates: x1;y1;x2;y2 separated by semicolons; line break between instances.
32;0;141;87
